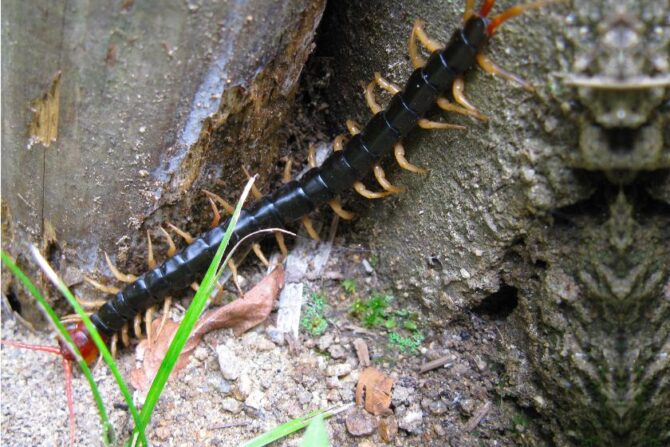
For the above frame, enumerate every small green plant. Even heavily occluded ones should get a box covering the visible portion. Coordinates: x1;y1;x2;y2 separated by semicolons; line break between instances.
368;254;379;268
301;291;328;336
341;278;357;295
388;331;424;353
350;292;424;354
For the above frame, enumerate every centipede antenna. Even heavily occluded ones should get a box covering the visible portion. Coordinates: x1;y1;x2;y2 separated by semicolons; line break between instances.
0;339;61;355
207;196;221;228
62;357;76;447
394;143;428;174
486;0;552;35
479;0;496;17
104;252;137;283
159;226;177;256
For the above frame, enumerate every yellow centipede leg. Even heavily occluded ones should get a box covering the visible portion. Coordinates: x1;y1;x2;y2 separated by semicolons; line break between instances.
452;77;486;119
275;231;289;257
394;142;428;174
84;277;120;295
301;216;321;241
373;165;405;194
328;199;356;220
167;222;194;244
206;196;221;228
409;19;444;69
159;226;177;257
353;181;392;199
104;252;137;283
133;314;143;339
203;189;234;214
476;53;535;92
252;243;270;267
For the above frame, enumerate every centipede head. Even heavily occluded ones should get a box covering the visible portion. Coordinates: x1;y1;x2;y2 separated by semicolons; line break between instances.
58;320;102;364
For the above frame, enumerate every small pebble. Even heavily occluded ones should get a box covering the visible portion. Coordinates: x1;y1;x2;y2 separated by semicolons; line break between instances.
318;333;334;350
328;344;346;359
379;415;398;442
326;363;352;377
345;408;378;436
221;398;242;414
397;403;423;434
216;345;240;380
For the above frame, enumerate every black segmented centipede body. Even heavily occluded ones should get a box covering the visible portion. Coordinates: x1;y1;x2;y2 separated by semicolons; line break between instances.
62;0;537;360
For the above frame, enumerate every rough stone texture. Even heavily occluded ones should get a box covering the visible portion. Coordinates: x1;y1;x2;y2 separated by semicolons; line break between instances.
1;0;326;320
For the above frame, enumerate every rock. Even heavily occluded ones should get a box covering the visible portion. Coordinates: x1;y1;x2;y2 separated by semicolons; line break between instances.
345;408;378;436
328;344;346;359
235;375;252;401
326;376;341;388
245;390;266;410
265;325;286;345
317;333;334;350
392;384;414;406
326;363;352;377
428;399;448;415
216;345;240;381
254;336;276;351
379;415;399;442
397;403;423;434
221;398;242;414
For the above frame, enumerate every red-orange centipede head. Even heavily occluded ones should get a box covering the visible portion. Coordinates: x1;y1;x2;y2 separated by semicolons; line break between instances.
58;321;102;364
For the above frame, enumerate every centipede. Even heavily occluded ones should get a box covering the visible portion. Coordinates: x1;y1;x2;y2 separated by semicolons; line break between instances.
3;0;550;441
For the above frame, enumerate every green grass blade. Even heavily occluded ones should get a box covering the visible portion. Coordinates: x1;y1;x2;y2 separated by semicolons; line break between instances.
0;251;115;445
135;176;257;438
240;403;352;447
300;414;330;447
28;246;147;446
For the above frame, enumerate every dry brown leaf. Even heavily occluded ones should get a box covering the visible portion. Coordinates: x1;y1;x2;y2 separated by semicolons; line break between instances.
130;265;284;391
355;366;394;416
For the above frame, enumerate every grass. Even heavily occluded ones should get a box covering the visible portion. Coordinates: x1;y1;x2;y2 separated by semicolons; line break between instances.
241;403;351;447
1;178;255;446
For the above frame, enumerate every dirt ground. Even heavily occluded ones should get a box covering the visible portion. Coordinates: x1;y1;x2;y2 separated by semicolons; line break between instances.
1;229;545;447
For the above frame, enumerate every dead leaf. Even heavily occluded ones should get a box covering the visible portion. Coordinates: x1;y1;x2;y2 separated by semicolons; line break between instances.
130;265;284;391
355;367;394;416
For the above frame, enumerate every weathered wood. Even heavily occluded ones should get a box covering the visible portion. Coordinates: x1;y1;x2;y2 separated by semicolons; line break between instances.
2;0;325;321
